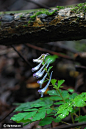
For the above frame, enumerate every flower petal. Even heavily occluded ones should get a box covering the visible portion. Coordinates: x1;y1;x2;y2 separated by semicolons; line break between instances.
36;59;52;78
32;61;42;72
33;53;49;63
38;71;53;97
33;62;47;77
37;67;50;88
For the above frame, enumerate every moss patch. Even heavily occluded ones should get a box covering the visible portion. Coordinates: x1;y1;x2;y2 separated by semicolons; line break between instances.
30;9;57;19
71;2;86;13
56;6;65;10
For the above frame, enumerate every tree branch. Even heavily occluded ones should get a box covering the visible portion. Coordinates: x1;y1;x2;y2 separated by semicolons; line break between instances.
0;3;86;46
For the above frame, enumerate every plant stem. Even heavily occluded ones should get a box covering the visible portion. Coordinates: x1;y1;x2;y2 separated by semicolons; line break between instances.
57;89;65;103
61;121;71;125
70;113;74;124
79;107;80;116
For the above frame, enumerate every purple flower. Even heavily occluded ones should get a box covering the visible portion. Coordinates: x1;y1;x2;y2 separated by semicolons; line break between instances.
38;71;53;97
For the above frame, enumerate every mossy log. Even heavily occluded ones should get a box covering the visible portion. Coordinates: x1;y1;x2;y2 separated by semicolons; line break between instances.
0;3;86;46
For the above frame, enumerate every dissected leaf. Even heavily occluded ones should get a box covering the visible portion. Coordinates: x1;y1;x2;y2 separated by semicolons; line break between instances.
24;108;38;111
73;94;86;107
50;96;62;101
14;102;32;111
31;101;46;107
32;109;46;121
10;112;28;121
58;80;65;88
54;101;64;105
69;93;78;100
61;90;69;99
51;79;57;85
24;111;37;120
46;108;53;114
56;102;73;119
39;117;53;126
16;119;31;123
47;90;59;96
58;109;69;119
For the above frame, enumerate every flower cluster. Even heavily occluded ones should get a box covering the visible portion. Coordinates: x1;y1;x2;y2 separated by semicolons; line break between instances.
32;53;53;97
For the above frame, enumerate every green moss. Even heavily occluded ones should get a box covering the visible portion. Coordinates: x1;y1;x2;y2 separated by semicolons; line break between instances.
23;24;28;27
71;2;86;13
19;14;23;18
30;9;57;19
56;6;65;10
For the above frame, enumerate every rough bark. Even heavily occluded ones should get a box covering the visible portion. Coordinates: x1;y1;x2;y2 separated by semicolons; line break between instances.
0;3;86;45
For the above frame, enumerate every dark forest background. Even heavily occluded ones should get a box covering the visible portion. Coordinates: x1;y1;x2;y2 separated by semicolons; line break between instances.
0;0;86;129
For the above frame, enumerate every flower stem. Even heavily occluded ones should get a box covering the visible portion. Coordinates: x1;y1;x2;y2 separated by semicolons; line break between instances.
57;89;65;103
70;113;74;124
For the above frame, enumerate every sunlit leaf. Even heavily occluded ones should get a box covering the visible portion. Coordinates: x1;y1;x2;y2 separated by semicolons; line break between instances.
58;80;65;88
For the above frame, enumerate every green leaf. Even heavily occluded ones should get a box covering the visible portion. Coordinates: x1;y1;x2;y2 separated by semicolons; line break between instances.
14;102;32;111
48;66;53;72
16;119;31;123
68;88;74;93
51;79;57;88
24;111;37;120
69;93;77;100
31;101;46;107
61;90;69;99
54;101;64;105
51;79;57;85
50;96;62;101
75;115;86;122
32;109;46;121
56;116;62;122
56;102;73;119
58;80;65;88
73;95;86;107
10;112;28;121
58;109;69;119
40;97;53;106
23;122;31;126
45;55;58;64
24;108;38;111
39;117;53;126
47;90;59;96
46;108;53;114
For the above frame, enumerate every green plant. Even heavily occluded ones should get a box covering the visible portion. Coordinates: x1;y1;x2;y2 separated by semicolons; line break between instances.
11;54;86;128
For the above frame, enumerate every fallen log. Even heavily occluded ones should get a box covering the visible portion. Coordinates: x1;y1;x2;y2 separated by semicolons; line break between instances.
0;2;86;45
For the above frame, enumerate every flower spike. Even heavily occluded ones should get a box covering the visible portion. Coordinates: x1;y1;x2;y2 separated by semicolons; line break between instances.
32;53;53;97
38;71;53;97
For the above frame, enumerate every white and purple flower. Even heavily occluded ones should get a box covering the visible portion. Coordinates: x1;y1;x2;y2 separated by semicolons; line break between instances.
38;71;53;97
33;53;49;63
32;53;53;97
